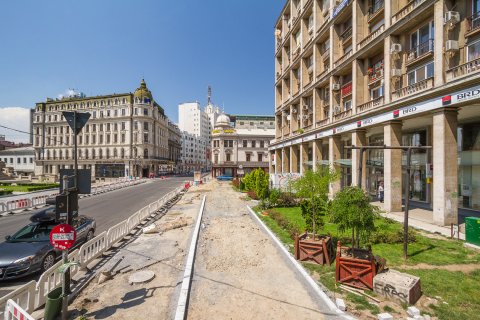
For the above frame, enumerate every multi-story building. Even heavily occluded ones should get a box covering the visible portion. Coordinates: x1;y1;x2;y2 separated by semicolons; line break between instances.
180;131;208;173
167;120;182;173
33;80;170;179
178;102;211;171
0;146;35;176
271;0;480;226
211;114;275;177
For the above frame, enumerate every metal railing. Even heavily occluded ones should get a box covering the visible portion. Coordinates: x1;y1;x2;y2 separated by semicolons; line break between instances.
341;27;352;42
368;67;384;84
392;0;426;24
392;77;434;99
406;39;434;63
446;57;480;81
368;0;384;19
357;25;385;51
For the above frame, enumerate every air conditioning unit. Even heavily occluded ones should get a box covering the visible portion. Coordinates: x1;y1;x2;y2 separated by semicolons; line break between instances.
303;115;309;120
292;108;298;113
286;115;291;121
334;106;341;114
332;83;341;91
390;43;402;54
445;40;459;52
444;11;460;27
303;104;309;110
391;69;402;78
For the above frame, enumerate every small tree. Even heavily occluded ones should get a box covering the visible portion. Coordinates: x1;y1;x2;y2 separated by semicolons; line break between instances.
289;167;338;239
242;168;269;200
330;186;380;250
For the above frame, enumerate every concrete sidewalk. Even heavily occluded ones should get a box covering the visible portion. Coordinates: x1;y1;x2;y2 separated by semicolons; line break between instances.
373;201;466;240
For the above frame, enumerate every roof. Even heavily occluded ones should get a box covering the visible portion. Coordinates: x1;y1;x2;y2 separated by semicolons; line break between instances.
235;128;275;137
0;146;35;155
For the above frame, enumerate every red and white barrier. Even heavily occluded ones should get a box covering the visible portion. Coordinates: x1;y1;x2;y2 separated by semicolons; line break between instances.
3;299;35;320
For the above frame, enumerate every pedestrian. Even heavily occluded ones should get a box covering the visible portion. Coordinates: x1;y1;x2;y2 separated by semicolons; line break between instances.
378;182;384;203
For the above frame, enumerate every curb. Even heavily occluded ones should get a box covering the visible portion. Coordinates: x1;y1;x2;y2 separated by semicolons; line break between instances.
174;195;206;320
246;205;356;320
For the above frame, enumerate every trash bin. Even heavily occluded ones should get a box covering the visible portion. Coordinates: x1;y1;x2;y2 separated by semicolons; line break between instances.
44;287;63;320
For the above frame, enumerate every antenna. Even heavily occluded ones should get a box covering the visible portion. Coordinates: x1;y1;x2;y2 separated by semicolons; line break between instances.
207;86;212;105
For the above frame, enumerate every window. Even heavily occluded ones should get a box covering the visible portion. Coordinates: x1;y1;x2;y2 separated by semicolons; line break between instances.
144;108;148;116
93;124;96;131
260;141;264;148
343;100;352;110
226;153;231;162
93;111;96;118
467;39;480;62
246;154;251;162
134;108;138;115
243;140;247;148
370;85;384;100
251;141;256;148
114;134;118;143
114;123;118;131
106;135;111;144
258;154;263;162
121;134;125;143
407;62;434;85
144;133;149;143
30;158;33;164
410;21;434;58
17;158;20;164
122;109;126;116
214;154;218;164
23;157;26;164
99;135;103;144
106;123;110;131
100;124;103;131
114;110;118;117
144;122;149;131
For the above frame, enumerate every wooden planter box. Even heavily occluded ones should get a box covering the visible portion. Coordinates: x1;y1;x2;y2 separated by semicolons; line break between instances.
335;241;382;290
294;233;334;265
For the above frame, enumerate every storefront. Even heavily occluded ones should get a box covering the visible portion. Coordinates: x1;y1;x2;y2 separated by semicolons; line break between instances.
366;135;384;197
458;122;480;211
402;130;430;204
95;163;125;178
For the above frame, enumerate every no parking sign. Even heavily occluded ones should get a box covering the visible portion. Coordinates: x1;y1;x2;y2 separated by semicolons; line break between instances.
49;224;76;250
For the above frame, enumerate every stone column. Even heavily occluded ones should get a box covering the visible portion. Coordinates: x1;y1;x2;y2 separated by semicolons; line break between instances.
275;149;282;174
291;145;299;173
433;0;444;87
283;147;290;173
383;36;392;104
300;143;308;174
329;136;342;196
433;109;458;225
351;130;367;189
313;139;323;171
384;121;403;212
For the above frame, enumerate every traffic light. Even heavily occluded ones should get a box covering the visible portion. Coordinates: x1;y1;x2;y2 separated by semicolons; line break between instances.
55;193;78;223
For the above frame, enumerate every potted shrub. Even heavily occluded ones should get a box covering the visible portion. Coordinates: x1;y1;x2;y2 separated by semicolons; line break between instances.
290;167;338;265
330;186;382;290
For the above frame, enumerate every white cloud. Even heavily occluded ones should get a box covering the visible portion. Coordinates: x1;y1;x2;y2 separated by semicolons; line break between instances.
0;107;31;143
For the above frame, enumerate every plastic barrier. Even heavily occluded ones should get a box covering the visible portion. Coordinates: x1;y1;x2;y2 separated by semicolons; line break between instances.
3;299;35;320
106;220;129;247
35;249;79;308
78;231;108;268
0;281;36;318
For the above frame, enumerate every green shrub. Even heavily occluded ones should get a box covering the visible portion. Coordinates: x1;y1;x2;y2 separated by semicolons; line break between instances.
370;228;417;244
247;190;258;200
277;192;297;207
300;198;326;233
268;188;281;207
242;169;269;199
268;209;301;239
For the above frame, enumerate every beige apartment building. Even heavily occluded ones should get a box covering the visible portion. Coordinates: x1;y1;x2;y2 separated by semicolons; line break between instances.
33;80;170;179
270;0;480;226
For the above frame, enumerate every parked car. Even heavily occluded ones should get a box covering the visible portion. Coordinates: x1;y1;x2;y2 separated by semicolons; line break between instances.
0;209;96;280
216;175;233;181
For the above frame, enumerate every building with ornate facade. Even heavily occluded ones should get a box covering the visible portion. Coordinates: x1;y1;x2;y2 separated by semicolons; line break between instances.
32;80;170;179
211;114;275;177
271;0;480;226
167;120;182;173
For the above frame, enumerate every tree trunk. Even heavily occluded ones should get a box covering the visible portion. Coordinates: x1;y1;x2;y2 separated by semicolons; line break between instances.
351;228;355;251
312;197;316;241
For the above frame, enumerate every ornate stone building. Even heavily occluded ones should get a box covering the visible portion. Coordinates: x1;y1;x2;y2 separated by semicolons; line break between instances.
33;80;170;179
211;114;275;177
167;120;182;173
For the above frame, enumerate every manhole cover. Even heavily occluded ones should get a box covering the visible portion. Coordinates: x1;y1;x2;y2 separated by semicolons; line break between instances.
128;270;155;284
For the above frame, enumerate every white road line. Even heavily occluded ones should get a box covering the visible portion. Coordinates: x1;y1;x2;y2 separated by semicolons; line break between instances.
174;195;206;320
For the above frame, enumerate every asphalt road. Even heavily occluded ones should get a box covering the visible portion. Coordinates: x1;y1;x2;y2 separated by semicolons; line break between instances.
0;177;186;296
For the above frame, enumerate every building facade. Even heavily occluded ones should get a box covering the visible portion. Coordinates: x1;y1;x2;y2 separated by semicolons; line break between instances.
271;0;480;226
212;114;275;177
0;147;35;176
180;131;208;173
33;80;170;179
167;120;182;173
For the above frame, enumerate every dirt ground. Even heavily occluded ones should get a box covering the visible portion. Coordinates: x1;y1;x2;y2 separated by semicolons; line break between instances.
69;189;207;320
186;180;340;320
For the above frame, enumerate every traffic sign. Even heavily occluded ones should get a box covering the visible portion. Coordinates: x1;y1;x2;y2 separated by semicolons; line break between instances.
50;224;77;250
62;111;91;135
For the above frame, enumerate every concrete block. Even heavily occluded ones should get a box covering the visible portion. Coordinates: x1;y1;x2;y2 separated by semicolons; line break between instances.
336;298;346;311
374;269;422;305
407;306;420;317
377;313;393;320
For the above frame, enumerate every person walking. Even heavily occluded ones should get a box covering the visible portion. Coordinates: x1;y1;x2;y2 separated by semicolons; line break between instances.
378;182;384;203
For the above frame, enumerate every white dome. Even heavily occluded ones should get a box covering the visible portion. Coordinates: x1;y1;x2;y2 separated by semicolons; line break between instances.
216;114;231;127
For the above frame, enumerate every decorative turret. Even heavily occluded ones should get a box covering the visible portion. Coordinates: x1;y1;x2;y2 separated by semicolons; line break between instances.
134;79;153;102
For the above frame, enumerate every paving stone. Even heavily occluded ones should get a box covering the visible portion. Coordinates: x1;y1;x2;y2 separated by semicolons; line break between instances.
128;270;155;284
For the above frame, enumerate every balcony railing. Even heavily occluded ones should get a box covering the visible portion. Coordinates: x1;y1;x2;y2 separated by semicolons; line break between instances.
357;25;384;51
392;77;434;99
406;39;434;64
341;27;352;43
467;12;480;33
333;108;353;122
392;0;426;24
368;0;384;20
368;67;384;84
237;161;269;167
356;96;384;114
341;82;352;97
317;67;330;80
316;118;330;127
446;57;480;81
333;50;352;68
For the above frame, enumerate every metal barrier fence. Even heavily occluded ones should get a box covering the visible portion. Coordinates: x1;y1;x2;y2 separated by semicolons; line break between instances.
0;185;186;318
3;299;35;320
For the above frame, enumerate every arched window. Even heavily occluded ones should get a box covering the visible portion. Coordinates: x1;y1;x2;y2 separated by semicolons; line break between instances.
78;149;82;159
121;148;125;159
99;149;103;159
113;148;118;158
133;147;138;157
92;149;96;159
85;149;89;159
106;148;110;159
144;148;149;159
59;150;63;159
46;150;50;160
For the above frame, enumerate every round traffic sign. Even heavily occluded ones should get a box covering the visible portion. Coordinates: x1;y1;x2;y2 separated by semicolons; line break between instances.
50;224;76;250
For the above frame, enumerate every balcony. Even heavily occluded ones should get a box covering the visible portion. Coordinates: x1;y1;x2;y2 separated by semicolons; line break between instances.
316;118;330;127
333;0;351;19
333;108;352;122
406;39;434;65
321;46;330;61
466;12;480;35
446;57;480;81
356;96;384;114
392;0;426;24
340;27;352;44
292;45;301;60
333;50;352;68
368;0;384;22
317;67;330;81
357;25;384;51
368;66;384;85
237;161;269;168
392;77;433;100
341;82;352;97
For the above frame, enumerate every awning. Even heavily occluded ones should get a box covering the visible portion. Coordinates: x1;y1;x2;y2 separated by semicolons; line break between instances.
334;159;352;167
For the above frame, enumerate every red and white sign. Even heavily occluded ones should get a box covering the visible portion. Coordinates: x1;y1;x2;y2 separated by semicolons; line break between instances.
49;224;76;250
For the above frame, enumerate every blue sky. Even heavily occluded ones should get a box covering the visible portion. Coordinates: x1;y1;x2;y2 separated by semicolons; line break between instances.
0;0;284;142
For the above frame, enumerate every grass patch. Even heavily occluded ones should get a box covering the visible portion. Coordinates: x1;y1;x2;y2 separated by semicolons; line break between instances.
0;183;59;192
346;293;380;314
382;305;395;313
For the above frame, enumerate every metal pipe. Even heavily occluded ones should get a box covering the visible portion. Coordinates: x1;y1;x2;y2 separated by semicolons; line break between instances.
403;148;412;260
